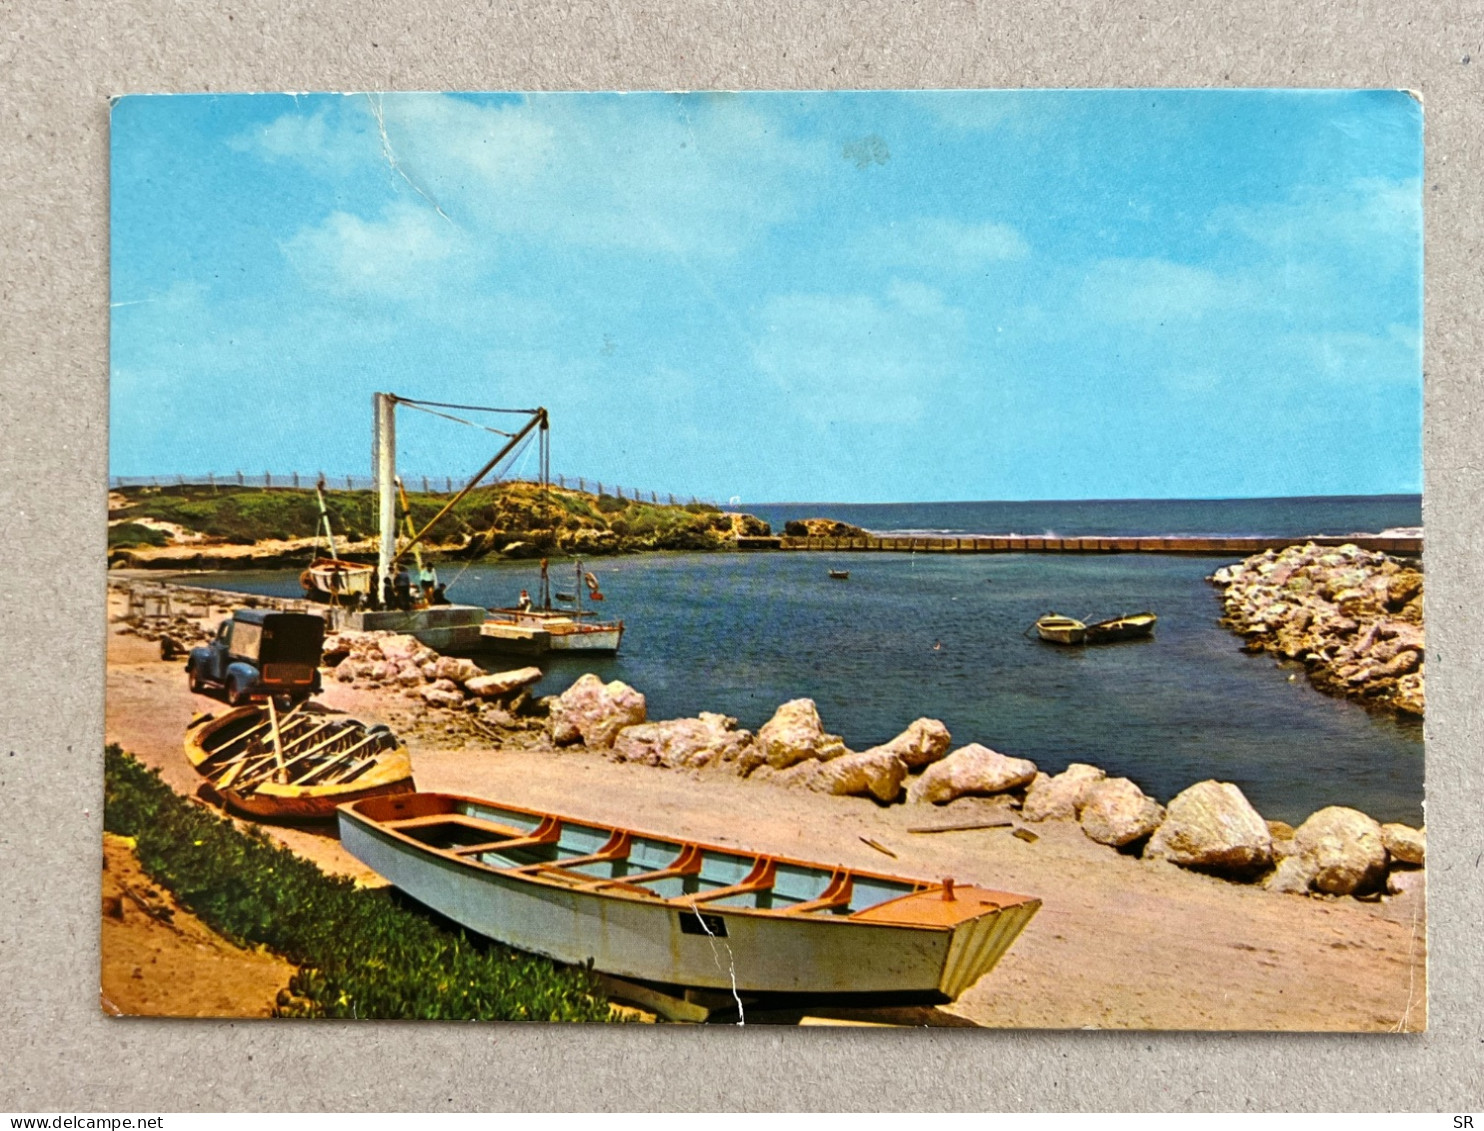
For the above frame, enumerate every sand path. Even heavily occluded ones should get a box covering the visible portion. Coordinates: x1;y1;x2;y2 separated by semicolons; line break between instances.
104;603;1426;1030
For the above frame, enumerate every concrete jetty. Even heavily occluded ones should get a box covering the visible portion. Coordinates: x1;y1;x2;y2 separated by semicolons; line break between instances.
738;533;1422;556
111;577;487;652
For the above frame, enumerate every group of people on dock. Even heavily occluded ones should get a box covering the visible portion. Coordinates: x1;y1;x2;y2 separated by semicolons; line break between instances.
379;564;449;611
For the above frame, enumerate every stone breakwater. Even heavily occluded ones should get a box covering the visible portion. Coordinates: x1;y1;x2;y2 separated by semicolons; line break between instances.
313;638;1424;903
530;674;1424;903
1209;542;1424;716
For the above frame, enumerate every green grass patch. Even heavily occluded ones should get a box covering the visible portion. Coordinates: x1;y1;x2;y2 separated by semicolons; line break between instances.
104;745;611;1021
107;522;169;548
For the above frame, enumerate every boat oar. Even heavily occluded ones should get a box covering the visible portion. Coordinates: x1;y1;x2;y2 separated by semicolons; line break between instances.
267;697;288;785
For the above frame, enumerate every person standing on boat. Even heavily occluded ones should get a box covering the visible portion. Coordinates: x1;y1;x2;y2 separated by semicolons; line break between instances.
517;588;532;612
419;564;437;601
394;566;412;611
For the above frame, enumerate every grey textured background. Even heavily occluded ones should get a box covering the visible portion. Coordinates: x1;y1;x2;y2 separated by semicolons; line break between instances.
2;0;1481;1112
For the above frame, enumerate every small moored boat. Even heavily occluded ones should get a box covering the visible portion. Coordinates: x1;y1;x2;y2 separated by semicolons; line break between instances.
1034;613;1087;645
338;791;1041;1001
828;569;850;580
1084;611;1158;643
185;703;414;821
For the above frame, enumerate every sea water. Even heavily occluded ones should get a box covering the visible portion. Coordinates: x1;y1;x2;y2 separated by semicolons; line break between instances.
192;496;1423;825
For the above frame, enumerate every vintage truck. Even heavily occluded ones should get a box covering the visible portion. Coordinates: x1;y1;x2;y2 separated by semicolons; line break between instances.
186;608;325;706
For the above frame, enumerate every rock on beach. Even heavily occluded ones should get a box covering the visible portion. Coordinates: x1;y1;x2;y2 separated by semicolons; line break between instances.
548;673;647;749
610;713;753;769
1078;778;1164;847
1292;806;1389;895
811;747;909;802
747;699;850;771
1022;763;1106;822
1145;780;1273;876
907;744;1037;805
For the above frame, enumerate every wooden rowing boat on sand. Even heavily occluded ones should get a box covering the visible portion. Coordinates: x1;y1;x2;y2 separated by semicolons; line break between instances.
338;791;1040;1000
185;703;414;821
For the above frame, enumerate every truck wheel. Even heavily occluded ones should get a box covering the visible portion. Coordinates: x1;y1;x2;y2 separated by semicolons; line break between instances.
187;662;206;694
226;677;250;707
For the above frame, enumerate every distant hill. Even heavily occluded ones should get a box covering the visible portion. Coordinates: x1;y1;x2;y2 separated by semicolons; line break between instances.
107;482;771;568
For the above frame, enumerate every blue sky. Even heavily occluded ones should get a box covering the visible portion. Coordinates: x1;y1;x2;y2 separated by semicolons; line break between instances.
110;90;1422;503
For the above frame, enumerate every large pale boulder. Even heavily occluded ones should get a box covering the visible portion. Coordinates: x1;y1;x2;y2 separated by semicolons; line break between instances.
812;747;909;802
420;686;464;708
1079;778;1165;847
1380;822;1425;866
906;744;1037;805
1265;854;1319;895
1293;806;1388;895
753;699;850;769
610;714;754;769
1022;763;1106;822
548;673;647;749
872;718;953;769
377;633;422;661
434;655;485;686
465;667;544;699
1145;780;1273;875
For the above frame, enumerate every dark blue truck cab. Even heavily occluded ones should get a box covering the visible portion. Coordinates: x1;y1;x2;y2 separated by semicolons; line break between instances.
186;608;325;706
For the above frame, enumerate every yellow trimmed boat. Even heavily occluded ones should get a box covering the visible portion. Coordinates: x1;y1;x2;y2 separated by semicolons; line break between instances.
1084;611;1158;643
1034;613;1087;644
185;703;414;821
338;791;1041;1001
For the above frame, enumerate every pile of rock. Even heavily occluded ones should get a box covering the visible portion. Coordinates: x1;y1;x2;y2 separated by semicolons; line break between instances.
1209;543;1424;716
118;614;214;658
539;673;1426;902
323;631;541;715
782;518;869;539
1019;769;1425;899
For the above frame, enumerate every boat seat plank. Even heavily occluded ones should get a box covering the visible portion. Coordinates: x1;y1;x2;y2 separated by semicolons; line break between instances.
781;872;853;915
449;817;563;857
385;812;525;838
585;843;703;891
666;857;776;905
501;830;631;875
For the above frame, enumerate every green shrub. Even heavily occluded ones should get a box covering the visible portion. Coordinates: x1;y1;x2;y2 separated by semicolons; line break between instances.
103;746;610;1022
107;523;168;548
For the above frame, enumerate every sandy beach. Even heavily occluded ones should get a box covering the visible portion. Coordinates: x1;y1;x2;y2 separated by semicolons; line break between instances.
102;588;1427;1030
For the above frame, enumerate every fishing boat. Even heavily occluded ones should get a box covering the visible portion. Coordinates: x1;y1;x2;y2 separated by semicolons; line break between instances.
1034;613;1087;645
828;569;851;580
481;559;624;655
300;480;375;607
1084;611;1158;643
185;702;414;821
337;791;1041;1001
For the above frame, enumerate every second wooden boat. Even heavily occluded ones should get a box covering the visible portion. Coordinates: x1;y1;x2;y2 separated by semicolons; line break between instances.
1084;611;1158;643
338;791;1041;1001
185;703;415;821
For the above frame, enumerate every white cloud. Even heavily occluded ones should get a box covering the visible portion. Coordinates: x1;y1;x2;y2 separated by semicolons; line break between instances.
1077;257;1238;325
752;283;966;425
241;94;823;259
281;202;462;297
861;216;1029;275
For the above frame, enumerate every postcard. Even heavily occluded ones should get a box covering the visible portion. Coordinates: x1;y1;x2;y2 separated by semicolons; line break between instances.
104;89;1423;1028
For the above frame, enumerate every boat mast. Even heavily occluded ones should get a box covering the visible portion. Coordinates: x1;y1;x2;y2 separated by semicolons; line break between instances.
373;392;398;593
314;478;339;561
